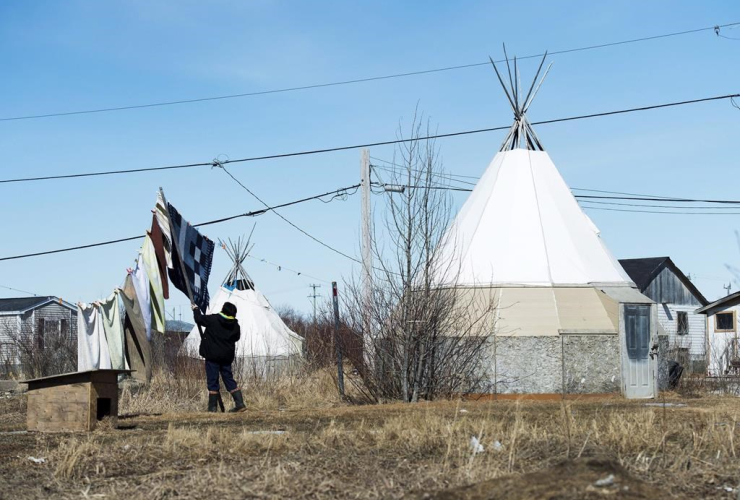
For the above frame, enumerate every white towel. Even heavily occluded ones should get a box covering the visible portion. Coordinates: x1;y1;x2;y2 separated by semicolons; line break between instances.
131;254;152;341
99;291;128;370
77;303;112;371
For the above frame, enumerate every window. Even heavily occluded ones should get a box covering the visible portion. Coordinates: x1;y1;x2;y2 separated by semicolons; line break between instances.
36;318;45;350
715;312;736;332
677;311;689;336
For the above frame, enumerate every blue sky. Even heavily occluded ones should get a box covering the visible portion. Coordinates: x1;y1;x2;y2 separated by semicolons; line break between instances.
0;1;738;319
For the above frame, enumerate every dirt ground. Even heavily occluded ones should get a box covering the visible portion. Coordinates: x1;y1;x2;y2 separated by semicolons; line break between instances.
1;392;739;499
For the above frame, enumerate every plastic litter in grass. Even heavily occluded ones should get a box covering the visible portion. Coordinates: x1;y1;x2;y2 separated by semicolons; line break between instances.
27;457;45;464
469;436;484;455
594;474;615;487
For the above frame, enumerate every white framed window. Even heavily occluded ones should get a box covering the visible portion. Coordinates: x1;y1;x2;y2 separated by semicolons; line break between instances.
715;311;736;333
677;311;689;336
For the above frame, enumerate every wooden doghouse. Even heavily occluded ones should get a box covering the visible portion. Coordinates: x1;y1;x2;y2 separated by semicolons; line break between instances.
25;369;130;432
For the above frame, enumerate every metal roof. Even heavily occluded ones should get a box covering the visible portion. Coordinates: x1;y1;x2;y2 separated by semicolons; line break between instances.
0;296;76;314
695;290;740;315
619;257;708;306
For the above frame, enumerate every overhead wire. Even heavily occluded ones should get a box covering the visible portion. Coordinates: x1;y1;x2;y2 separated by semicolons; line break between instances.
381;182;740;212
576;199;740;209
0;182;360;261
247;255;331;285
579;205;740;215
3;91;738;186
217;162;363;264
0;284;40;296
2;21;737;122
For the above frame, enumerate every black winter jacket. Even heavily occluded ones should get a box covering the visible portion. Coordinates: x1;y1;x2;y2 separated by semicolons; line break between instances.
193;310;241;365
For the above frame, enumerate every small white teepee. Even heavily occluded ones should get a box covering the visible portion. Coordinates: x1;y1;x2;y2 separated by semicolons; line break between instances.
183;234;303;360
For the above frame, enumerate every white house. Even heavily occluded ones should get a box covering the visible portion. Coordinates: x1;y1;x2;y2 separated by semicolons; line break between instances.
696;292;740;376
0;296;78;376
620;257;708;372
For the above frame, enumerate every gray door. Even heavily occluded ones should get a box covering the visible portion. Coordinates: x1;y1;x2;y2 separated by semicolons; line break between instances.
623;304;656;398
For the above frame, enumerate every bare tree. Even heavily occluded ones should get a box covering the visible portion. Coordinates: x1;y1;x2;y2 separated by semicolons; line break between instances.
344;109;496;402
0;315;76;378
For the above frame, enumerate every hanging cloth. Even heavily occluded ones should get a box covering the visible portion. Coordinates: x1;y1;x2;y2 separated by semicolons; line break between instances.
149;213;170;299
142;234;165;335
121;274;152;383
130;254;152;341
77;303;112;371
166;201;215;313
99;291;128;371
154;192;173;268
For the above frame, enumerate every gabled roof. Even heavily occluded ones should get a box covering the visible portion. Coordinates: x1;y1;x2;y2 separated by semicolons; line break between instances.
695;290;740;314
619;257;708;306
0;296;76;315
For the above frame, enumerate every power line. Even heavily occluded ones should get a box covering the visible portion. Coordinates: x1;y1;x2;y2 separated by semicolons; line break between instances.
576;199;740;210
0;183;360;262
580;204;740;215
370;156;482;180
574;194;740;204
0;284;40;296
373;159;740;203
382;182;740;206
3;91;738;186
371;162;479;186
217;163;363;265
247;255;331;285
571;187;682;199
2;21;737;122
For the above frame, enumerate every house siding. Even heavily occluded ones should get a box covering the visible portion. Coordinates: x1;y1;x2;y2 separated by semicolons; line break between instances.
643;267;702;306
705;302;740;376
638;267;706;370
0;301;77;370
658;304;706;359
19;302;78;343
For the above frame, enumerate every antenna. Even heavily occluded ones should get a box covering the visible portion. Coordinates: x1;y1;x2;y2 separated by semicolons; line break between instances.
724;283;733;295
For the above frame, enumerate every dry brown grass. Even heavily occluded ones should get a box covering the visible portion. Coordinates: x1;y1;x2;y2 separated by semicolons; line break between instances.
2;370;740;499
119;363;346;414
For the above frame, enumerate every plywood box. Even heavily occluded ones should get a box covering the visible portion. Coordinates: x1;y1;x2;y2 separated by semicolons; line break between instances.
24;369;130;432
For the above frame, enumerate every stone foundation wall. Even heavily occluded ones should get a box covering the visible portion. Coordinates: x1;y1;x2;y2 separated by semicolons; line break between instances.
478;335;621;394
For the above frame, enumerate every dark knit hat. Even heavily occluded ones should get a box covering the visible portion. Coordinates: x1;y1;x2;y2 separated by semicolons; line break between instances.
221;302;237;317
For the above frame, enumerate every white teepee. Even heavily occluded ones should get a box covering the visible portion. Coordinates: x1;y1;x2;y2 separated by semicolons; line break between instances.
183;234;303;359
435;52;631;288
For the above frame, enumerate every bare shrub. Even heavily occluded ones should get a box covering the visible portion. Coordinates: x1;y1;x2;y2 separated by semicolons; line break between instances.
344;110;496;403
0;316;76;379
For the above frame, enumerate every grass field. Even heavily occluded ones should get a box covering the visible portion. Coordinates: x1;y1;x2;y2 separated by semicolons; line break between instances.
1;371;739;499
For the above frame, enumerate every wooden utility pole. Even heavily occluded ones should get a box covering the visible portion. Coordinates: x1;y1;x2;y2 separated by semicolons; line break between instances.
308;284;321;327
332;281;345;397
360;149;373;371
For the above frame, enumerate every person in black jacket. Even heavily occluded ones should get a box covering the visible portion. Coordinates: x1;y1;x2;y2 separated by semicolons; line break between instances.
192;302;246;413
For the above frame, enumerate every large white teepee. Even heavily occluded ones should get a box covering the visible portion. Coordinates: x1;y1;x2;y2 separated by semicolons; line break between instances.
435;53;631;288
183;235;303;359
